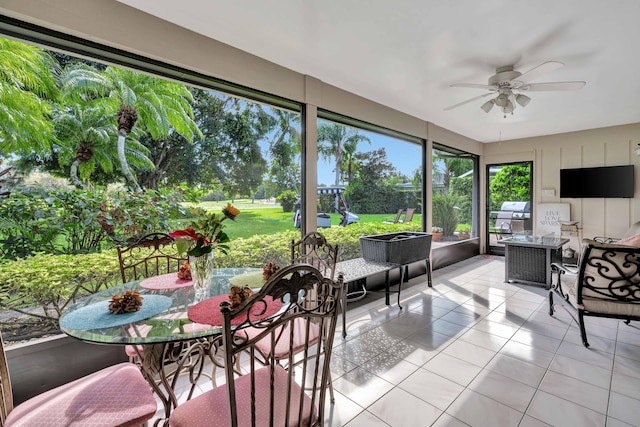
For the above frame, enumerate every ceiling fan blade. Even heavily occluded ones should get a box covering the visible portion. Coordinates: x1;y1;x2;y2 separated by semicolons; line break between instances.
521;81;586;91
450;83;496;90
516;61;564;83
444;92;494;111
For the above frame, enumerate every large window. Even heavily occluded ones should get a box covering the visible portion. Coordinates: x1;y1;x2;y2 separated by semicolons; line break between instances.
431;144;478;245
0;35;303;342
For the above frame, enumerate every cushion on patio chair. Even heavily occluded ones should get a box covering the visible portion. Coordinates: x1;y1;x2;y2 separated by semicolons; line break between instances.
246;317;321;360
169;365;314;427
4;362;156;427
549;238;640;347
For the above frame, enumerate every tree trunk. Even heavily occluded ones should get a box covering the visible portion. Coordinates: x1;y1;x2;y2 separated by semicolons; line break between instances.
117;130;141;191
69;159;84;190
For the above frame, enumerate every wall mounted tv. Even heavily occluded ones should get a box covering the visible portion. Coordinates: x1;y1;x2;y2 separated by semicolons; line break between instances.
560;165;634;198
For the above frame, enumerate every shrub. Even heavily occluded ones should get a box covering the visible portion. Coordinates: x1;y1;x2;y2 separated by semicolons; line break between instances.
276;190;298;212
432;193;460;237
0;220;423;331
0;251;121;327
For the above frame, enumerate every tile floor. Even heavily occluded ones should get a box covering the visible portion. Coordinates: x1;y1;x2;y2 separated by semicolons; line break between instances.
155;255;640;426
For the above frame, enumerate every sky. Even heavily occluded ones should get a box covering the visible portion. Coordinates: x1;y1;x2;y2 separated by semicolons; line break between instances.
316;129;422;186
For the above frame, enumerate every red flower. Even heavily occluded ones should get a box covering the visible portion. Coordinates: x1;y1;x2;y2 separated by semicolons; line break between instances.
169;228;210;244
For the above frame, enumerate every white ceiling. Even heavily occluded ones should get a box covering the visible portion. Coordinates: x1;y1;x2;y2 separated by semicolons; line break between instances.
117;0;640;143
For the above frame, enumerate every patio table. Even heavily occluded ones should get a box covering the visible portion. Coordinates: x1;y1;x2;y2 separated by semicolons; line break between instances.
60;267;260;425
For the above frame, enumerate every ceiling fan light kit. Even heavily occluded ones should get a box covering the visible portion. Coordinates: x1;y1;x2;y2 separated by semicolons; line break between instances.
445;61;585;118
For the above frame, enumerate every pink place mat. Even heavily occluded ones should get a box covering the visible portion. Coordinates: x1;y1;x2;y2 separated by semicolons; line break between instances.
188;294;283;326
140;273;193;290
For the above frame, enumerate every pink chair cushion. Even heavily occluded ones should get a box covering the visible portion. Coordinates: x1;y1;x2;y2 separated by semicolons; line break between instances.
169;365;315;427
5;362;156;427
617;233;640;247
246;317;320;359
125;344;143;358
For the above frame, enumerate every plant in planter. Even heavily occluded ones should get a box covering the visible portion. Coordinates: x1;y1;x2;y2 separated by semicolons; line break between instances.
431;226;443;241
456;225;471;240
432;193;460;240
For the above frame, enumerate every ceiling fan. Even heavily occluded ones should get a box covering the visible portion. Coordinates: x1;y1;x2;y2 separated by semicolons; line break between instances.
444;61;586;117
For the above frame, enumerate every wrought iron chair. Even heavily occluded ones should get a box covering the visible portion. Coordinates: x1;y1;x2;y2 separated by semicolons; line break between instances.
169;264;344;427
117;233;187;360
549;238;640;347
256;231;339;401
290;231;339;280
0;333;156;427
117;232;186;283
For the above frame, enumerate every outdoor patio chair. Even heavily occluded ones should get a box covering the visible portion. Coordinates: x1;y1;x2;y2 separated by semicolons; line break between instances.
383;209;404;224
291;231;339;280
399;207;415;223
117;232;187;360
549;238;640;347
593;221;640;244
169;264;344;427
0;333;156;426
117;232;186;283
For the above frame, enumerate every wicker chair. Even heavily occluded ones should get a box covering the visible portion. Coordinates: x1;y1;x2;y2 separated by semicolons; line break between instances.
549;238;640;347
0;333;156;427
169;264;343;427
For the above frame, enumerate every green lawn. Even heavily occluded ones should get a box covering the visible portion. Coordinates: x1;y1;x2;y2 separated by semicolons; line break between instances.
185;199;424;240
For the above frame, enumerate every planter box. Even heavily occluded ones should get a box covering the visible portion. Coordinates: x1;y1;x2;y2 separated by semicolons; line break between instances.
360;232;432;265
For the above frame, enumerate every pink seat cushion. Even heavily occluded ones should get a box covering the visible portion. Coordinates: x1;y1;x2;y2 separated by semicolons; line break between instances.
617;233;640;247
125;344;143;357
169;365;315;427
246;317;320;360
5;362;156;427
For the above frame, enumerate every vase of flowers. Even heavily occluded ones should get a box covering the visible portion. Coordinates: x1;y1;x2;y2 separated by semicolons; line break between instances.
170;203;240;300
189;252;215;300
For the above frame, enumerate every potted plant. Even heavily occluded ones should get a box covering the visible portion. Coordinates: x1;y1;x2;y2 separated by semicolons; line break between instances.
456;226;471;240
431;226;443;241
432;193;460;240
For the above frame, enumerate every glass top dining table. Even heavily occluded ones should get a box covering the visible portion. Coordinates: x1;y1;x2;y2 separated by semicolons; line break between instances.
60;267;262;345
59;267;262;424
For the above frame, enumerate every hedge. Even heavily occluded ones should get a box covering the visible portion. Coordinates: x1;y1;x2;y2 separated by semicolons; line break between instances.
0;221;420;325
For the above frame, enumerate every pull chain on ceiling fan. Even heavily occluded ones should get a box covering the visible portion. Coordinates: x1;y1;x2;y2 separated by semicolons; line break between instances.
444;61;586;117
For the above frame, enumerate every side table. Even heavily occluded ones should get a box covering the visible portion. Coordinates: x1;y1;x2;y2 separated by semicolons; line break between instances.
501;236;569;288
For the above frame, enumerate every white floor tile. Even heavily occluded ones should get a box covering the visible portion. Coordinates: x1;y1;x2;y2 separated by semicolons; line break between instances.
368;387;442;426
422;352;483;387
446;388;524;427
608;391;640;426
526;390;606;427
484;353;546;388
398;368;465;411
149;255;636;426
538;370;609;414
467;369;537;413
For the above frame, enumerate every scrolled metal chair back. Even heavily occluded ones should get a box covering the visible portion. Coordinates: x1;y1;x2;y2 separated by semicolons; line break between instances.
291;232;338;280
116;232;186;282
220;263;343;427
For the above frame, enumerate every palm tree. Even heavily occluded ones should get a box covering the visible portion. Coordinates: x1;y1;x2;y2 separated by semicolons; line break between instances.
60;65;200;190
0;38;59;155
340;139;361;187
53;101;119;189
267;109;300;195
317;122;370;186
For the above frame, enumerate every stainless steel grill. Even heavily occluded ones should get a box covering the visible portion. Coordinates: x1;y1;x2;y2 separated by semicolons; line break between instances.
498;201;531;232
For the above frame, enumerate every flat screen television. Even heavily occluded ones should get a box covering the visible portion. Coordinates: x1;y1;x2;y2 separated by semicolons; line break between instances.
560;165;634;198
